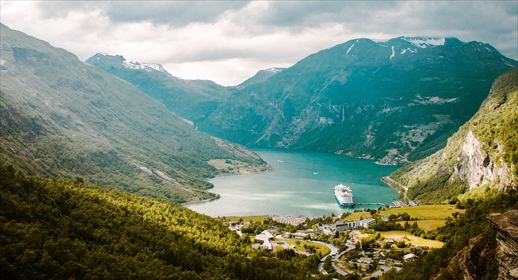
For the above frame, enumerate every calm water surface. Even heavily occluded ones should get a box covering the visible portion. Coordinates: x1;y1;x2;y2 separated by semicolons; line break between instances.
188;149;398;217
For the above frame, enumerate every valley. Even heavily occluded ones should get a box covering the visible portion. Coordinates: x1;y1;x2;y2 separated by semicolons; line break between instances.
1;6;517;279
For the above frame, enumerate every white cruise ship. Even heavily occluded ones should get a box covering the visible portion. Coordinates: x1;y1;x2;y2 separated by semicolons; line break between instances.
334;184;354;207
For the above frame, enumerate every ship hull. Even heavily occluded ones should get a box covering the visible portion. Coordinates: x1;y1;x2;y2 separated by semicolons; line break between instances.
335;196;354;208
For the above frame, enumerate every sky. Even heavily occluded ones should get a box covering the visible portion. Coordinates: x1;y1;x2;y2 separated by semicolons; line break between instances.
1;1;517;86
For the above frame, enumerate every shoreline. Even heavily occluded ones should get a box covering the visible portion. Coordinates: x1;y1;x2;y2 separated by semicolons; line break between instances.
182;161;273;207
381;176;407;200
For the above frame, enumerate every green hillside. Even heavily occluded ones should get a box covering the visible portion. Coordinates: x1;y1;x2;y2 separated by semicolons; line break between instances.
386;69;518;203
0;165;319;279
0;24;266;203
197;37;516;164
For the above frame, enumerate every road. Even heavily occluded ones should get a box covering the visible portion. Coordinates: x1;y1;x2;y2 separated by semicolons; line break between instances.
314;241;351;276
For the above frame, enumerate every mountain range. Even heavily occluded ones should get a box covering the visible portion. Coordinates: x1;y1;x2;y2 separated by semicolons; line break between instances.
0;23;267;203
89;37;517;165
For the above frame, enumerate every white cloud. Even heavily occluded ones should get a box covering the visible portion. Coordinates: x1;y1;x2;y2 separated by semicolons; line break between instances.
1;1;516;86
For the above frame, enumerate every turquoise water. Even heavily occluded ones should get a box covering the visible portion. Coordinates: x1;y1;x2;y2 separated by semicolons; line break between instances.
188;149;399;217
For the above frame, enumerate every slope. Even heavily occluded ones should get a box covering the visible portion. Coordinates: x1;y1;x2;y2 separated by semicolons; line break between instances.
0;165;319;279
385;69;518;203
0;23;266;202
198;37;517;164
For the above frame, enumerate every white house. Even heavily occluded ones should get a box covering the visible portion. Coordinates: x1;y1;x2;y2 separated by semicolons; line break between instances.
253;230;274;250
403;253;418;262
358;218;376;228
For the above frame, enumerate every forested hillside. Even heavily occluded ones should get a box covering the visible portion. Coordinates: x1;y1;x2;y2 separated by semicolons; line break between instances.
386;69;518;203
0;165;320;279
382;188;518;279
197;37;516;164
0;23;267;203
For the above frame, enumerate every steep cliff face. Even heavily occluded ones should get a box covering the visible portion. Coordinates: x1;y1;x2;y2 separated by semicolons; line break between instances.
386;69;518;202
453;131;513;191
489;210;518;280
437;235;495;280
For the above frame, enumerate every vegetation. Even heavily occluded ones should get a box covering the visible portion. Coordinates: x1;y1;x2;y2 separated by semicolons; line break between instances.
379;231;444;249
194;38;515;165
0;165;321;279
382;188;518;279
388;69;518;203
0;24;267;203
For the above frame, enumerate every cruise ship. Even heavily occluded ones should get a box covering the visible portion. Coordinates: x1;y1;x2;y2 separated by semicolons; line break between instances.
334;184;354;207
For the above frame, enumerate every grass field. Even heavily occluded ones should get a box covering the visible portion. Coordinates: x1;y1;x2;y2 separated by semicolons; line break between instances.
380;205;462;220
396;219;446;232
219;215;267;223
345;211;373;221
284;240;331;256
343;205;463;232
380;231;444;248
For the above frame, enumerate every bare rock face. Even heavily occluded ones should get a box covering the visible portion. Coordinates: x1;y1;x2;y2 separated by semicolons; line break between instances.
452;131;512;191
489;210;518;280
437;235;494;280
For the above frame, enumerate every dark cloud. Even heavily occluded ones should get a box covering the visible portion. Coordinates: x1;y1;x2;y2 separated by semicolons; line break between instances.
36;1;249;26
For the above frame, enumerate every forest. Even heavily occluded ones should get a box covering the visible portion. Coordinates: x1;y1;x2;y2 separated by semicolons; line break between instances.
0;164;321;280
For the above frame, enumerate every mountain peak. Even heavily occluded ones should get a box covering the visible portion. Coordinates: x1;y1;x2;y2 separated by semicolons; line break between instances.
86;53;168;74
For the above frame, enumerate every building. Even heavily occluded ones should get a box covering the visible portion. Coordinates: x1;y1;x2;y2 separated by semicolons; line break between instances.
358;218;376;228
253;230;274;250
403;253;418;262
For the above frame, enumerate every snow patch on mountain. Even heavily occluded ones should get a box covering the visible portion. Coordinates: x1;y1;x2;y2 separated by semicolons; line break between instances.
403;37;445;48
390;46;395;60
400;48;417;55
346;42;355;55
122;59;167;73
264;67;284;73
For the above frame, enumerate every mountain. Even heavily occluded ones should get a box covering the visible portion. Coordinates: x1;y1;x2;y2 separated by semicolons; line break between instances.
237;67;286;89
0;24;267;202
196;37;517;164
0;165;319;279
86;53;232;122
384;69;517;203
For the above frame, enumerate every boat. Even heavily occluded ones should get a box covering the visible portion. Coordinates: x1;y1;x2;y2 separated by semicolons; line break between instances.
334;184;354;207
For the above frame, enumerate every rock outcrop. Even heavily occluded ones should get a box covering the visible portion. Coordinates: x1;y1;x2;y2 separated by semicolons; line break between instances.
452;131;513;191
437;235;494;280
489;210;518;280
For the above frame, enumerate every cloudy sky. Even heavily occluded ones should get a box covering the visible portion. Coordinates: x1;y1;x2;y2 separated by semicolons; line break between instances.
1;1;517;85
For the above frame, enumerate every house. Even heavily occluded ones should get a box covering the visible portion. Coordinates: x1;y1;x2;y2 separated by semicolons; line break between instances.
336;221;357;231
381;216;390;222
253;230;274;250
403;253;418;262
358;218;376;228
316;224;336;235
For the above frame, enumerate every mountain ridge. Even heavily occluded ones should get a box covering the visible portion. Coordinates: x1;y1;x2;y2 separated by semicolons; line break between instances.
0;23;267;203
196;36;516;164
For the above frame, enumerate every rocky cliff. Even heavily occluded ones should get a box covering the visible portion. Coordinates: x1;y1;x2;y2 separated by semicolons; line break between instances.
489;210;518;280
386;69;518;202
452;131;513;191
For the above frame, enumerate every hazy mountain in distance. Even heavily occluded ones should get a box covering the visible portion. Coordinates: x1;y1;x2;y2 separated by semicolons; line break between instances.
236;67;286;89
86;53;233;122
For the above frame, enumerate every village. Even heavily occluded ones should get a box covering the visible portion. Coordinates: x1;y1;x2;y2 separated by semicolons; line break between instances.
223;204;461;279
